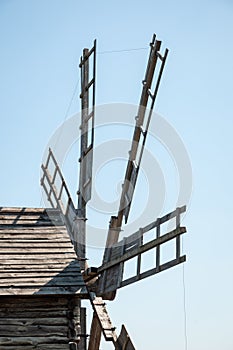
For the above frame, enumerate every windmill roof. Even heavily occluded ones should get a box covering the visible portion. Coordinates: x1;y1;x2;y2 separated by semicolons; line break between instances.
0;207;87;296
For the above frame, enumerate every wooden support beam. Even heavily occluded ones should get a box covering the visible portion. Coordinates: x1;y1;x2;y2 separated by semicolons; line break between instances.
88;314;102;350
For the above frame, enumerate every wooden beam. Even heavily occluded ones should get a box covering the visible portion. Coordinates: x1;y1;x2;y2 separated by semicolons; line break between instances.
88;314;102;350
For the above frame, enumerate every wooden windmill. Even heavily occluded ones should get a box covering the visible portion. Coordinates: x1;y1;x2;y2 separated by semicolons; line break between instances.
40;34;187;349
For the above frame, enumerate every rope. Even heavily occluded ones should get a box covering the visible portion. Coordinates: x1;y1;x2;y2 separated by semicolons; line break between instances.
182;263;188;350
97;47;147;54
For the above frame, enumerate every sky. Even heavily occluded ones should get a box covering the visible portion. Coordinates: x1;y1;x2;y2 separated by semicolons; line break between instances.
0;0;233;349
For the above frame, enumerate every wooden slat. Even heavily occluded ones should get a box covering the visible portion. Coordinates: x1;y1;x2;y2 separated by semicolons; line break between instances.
0;336;69;345
0;286;87;295
0;276;85;286
0;270;81;278
0;325;68;337
0;345;70;350
0;262;80;273
0;235;69;240
0;254;76;260
0;241;71;246
0;207;60;213
0;220;63;226
0;248;75;253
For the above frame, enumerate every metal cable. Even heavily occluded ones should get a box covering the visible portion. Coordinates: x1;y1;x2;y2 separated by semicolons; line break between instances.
183;262;188;350
97;47;147;54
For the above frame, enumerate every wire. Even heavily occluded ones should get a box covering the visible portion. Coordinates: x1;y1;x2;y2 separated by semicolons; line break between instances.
97;47;147;54
182;263;188;350
64;78;80;120
54;77;80;150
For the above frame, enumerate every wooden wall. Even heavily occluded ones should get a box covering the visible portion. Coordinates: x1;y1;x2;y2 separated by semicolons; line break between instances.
0;295;81;350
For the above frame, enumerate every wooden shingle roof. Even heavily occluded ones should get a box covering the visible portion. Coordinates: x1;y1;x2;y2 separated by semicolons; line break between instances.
0;207;87;296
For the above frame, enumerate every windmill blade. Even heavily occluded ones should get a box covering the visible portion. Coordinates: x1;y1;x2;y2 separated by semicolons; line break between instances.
89;206;187;296
76;40;97;269
117;34;169;226
41;148;77;245
78;39;96;212
115;325;136;350
88;293;136;350
99;35;169;299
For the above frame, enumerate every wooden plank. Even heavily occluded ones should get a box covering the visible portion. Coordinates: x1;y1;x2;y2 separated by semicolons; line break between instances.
0;214;62;221
0;245;75;253
90;296;117;342
0;317;68;326
0;228;67;234
0;207;60;213
0;309;68;318
0;253;76;260
0;263;78;270
0;336;69;346
79;307;87;350
0;344;69;350
0;263;79;269
0;278;83;286
0;220;63;226
0;298;69;307
0;248;75;253
0;234;69;240
0;241;72;247
0;277;85;287
0;271;81;278
88;313;102;350
0;226;67;232
0;325;68;336
0;286;88;295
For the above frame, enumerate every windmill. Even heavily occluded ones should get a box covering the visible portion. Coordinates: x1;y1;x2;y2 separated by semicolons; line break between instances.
41;34;187;350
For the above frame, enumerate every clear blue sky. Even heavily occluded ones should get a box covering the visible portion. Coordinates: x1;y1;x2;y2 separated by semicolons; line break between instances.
0;1;233;349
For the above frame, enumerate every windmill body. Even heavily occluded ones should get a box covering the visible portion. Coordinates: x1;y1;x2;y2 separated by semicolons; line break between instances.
0;35;187;350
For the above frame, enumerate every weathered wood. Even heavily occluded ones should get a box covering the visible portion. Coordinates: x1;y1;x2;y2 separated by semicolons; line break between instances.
0;317;68;325
0;345;70;350
90;296;117;342
0;241;72;247
0;264;78;270
78;307;87;350
0;294;81;347
0;226;67;232
0;286;88;295
115;325;136;350
98;227;186;274
0;336;69;345
0;275;85;285
0;220;63;226
0;255;76;260
0;248;75;254
88;313;102;350
0;207;60;214
0;325;68;336
120;256;186;288
0;271;81;278
0;207;87;294
0;214;63;221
